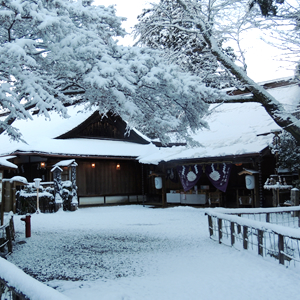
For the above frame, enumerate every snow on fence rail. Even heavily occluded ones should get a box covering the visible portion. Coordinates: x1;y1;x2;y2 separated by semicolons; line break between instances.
0;213;69;300
205;206;300;267
0;257;70;300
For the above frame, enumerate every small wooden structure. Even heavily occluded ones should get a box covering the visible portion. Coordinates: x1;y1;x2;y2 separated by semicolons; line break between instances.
264;175;293;206
2;176;28;215
237;168;259;208
0;158;19;226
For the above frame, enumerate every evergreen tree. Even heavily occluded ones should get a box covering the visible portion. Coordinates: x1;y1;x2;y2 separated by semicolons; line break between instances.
0;0;222;144
135;0;300;143
275;131;300;172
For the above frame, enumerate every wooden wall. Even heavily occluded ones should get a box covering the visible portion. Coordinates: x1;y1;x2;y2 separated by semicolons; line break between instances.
77;159;144;197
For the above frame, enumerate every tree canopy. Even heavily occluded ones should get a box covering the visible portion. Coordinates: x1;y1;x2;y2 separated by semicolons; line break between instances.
135;0;300;143
0;0;223;144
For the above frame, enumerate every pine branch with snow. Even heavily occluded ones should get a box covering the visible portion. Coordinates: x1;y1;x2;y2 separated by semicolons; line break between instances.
0;0;224;144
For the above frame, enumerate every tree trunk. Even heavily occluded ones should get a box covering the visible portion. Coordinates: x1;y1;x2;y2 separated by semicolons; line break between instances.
176;0;300;143
199;22;300;142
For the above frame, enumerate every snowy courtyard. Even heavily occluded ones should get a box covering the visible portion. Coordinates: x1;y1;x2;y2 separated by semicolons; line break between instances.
6;205;300;300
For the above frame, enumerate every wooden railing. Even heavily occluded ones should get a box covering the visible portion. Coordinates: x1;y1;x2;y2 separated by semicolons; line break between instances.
0;257;70;300
0;212;69;299
0;212;14;258
0;277;28;300
206;207;300;266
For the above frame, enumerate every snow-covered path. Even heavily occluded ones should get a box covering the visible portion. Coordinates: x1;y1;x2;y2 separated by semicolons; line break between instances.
8;206;300;299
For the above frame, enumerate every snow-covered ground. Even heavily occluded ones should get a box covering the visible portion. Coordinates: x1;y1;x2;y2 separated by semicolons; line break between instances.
7;206;300;299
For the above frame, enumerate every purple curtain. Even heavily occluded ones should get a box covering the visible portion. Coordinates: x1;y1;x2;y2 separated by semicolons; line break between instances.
177;165;203;192
205;163;232;192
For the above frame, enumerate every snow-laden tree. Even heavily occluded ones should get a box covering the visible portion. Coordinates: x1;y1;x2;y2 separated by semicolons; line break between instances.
134;0;250;88
269;130;300;187
251;0;300;70
273;131;300;173
135;0;300;143
0;0;222;144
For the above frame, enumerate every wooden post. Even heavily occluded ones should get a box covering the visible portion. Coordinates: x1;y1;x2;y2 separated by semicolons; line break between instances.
0;171;3;226
291;188;300;205
0;190;3;226
208;215;213;237
258;229;263;256
5;225;12;253
12;182;17;214
272;189;278;207
243;226;248;250
71;162;78;211
237;214;241;234
9;216;15;241
162;165;166;208
291;188;299;218
230;222;235;246
278;234;285;265
218;218;222;244
52;166;63;211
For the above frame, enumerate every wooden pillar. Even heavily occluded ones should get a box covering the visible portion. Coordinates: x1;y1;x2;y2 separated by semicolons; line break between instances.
272;189;278;207
3;181;11;213
291;188;299;206
12;182;17;214
290;188;300;219
258;161;263;207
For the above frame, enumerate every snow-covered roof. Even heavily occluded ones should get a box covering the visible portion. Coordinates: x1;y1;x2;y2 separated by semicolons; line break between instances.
139;81;300;165
0;80;298;164
0;105;157;159
54;159;77;167
0;156;18;169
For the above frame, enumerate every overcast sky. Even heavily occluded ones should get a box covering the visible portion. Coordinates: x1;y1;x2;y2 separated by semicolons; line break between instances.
96;0;294;82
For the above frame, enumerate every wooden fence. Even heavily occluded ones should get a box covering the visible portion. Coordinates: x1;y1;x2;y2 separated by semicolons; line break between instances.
0;257;70;300
0;277;28;300
0;213;14;258
0;212;69;300
206;206;300;267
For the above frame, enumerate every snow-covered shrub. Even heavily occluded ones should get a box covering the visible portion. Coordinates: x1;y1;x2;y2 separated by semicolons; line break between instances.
61;181;72;211
16;184;54;214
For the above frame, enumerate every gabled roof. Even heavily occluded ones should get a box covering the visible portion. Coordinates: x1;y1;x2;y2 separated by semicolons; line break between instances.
57;111;150;144
138;79;300;165
0;156;18;169
0;105;156;159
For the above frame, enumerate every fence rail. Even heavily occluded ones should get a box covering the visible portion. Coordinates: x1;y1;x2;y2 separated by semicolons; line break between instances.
206;207;300;267
219;206;300;228
0;256;70;300
0;277;28;300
